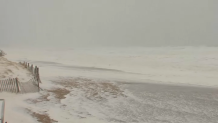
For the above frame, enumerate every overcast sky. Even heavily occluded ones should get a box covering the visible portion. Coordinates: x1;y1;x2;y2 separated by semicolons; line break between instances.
0;0;217;47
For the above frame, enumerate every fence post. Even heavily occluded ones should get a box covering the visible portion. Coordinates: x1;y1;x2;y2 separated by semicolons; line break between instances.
2;80;4;92
34;66;37;75
38;78;40;92
3;80;5;92
15;78;19;93
38;67;40;91
1;80;3;92
9;79;11;92
36;66;38;81
10;79;13;92
0;80;1;92
13;78;16;93
37;67;41;83
0;80;2;92
4;80;6;92
8;79;10;92
5;79;8;92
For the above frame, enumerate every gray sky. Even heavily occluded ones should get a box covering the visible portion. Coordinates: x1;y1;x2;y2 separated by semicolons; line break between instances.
0;0;217;47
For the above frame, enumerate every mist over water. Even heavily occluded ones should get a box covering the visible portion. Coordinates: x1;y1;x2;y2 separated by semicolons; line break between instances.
0;0;217;47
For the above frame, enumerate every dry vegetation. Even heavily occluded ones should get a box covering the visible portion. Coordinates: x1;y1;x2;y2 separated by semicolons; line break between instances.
52;77;126;101
26;109;58;123
26;88;70;104
27;93;50;104
48;88;70;100
25;77;126;123
0;57;30;80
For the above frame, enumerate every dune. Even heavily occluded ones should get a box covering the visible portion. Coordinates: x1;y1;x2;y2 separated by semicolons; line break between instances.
0;56;33;81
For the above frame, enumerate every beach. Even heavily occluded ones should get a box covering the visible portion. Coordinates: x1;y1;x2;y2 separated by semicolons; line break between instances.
1;46;218;123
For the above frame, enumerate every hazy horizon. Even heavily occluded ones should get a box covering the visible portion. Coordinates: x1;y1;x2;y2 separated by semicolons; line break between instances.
0;0;217;47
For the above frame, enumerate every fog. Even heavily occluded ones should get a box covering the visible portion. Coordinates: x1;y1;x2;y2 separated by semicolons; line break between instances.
0;0;217;47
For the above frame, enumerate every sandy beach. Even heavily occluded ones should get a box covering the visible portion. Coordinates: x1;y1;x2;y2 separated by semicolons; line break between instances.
1;47;218;123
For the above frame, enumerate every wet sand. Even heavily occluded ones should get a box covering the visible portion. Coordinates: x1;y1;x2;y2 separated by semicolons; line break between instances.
120;82;218;123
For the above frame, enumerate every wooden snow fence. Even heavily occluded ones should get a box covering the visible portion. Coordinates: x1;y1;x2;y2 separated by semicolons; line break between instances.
0;78;20;93
19;61;41;84
0;62;42;94
18;76;41;93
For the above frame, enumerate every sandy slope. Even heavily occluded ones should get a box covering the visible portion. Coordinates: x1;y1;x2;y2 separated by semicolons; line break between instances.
0;56;37;123
0;55;108;123
0;56;32;81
